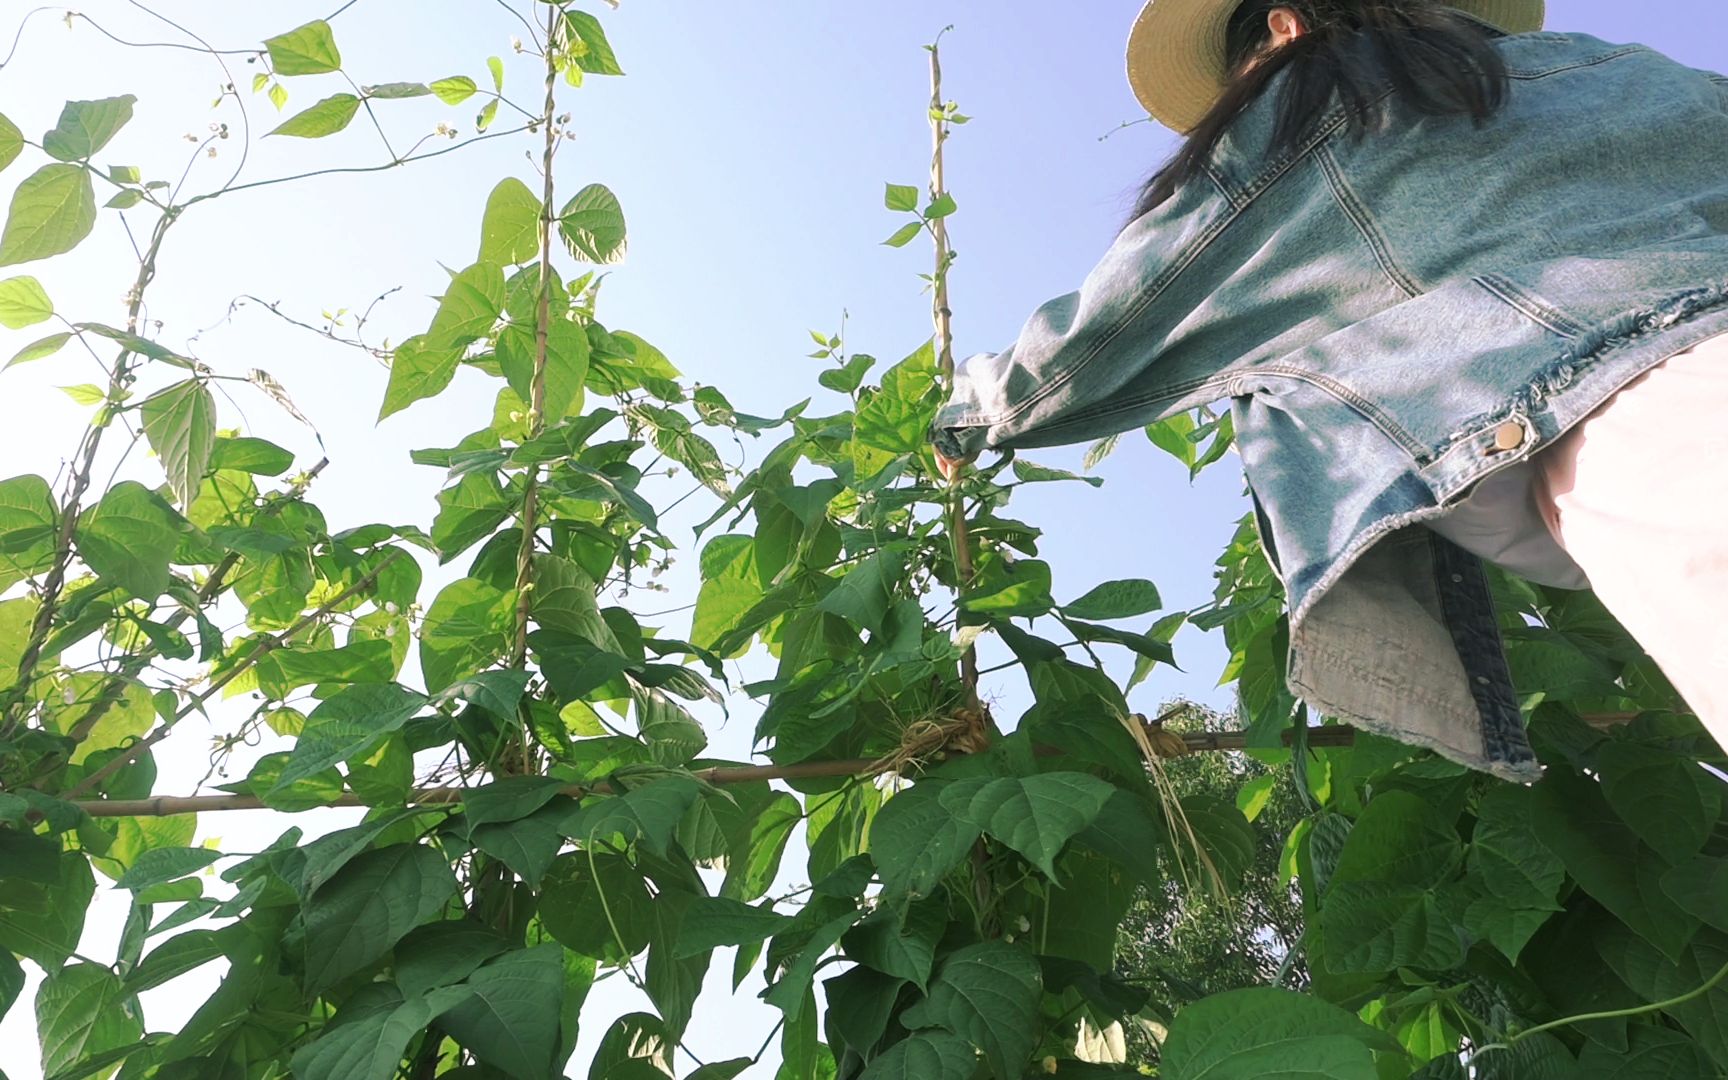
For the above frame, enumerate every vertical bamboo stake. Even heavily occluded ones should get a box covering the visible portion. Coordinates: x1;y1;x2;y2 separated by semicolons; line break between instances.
927;35;982;719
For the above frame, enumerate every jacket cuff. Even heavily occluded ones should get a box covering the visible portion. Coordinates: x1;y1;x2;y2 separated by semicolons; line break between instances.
929;401;989;460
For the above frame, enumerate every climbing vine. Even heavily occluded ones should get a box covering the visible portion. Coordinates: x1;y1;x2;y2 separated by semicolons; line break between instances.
2;4;1727;1080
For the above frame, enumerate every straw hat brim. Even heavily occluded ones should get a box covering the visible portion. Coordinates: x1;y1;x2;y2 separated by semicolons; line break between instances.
1127;0;1546;133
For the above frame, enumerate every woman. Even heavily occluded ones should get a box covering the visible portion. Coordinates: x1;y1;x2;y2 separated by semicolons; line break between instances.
931;0;1728;778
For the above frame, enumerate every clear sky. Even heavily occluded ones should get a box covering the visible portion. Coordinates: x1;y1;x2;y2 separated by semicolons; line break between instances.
1;1;1723;1076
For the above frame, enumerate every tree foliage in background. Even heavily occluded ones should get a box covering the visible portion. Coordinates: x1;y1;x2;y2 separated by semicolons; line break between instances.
2;5;1728;1080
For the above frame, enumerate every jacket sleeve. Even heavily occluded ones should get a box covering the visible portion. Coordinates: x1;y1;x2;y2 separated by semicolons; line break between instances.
1693;66;1728;112
929;175;1230;460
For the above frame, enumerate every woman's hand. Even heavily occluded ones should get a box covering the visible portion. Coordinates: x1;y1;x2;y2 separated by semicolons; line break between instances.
935;449;977;484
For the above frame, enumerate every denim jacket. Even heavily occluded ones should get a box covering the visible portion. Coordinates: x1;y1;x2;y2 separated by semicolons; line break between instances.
931;24;1728;781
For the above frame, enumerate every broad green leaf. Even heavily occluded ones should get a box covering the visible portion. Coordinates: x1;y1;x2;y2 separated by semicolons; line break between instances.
208;435;294;476
76;480;186;599
497;313;590;421
1319;880;1467;973
560;777;701;857
0;275;53;328
392;920;509;999
541;850;654;962
857;1032;975;1080
430;261;506;349
362;81;431;99
254;639;397;698
562;10;625;75
673;897;792;958
0;112;21;172
462;776;567;827
818;353;876;394
530;629;635;704
439;945;565;1080
289;985;473;1080
961;557;1054;618
140;379;217;508
587;1012;674;1078
1062;579;1161;621
0;948;20;1023
431;76;478;104
112;846;221;891
1575;1023;1719;1078
1531;767;1700;961
1595;924;1728;1071
265;19;342;75
301;842;458;992
1011;458;1103;488
1159;987;1403;1080
1179;794;1259;889
883;184;920;212
419;577;513;693
0;473;58;588
0;852;94;968
267;93;362;138
559;183;627;264
924;192;958;219
900;942;1041;1080
1329;791;1462;890
1598;743;1721;863
841;896;946;991
272;683;428;793
1664;856;1728;934
7;330;72;368
871;782;982;899
0;164;97;266
431;470;513;559
479;176;543;267
1467;783;1563;912
42;96;137;161
816;549;902;632
35;963;143;1078
882;221;923;248
721;792;800;902
939;773;1114;880
123;925;241;994
60;383;105;406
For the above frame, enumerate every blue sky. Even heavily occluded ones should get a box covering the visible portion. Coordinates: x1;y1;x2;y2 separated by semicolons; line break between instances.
1;1;1722;1075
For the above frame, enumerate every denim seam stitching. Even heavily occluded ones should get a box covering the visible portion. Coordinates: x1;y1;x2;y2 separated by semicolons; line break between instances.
1317;146;1424;299
1473;273;1584;337
1244;364;1432;461
1505;45;1646;80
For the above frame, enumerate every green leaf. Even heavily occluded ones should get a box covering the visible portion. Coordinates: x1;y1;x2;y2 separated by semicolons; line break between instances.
479;177;544;267
1062;579;1161;621
439;944;565;1080
0;473;58;587
419;577;513;693
562;10;625;75
35;963;144;1078
42;96;137;161
541;851;654;963
477;98;500;133
7;330;72;368
1159;986;1403;1080
432;471;513;559
123;926;240;994
1467;783;1564;912
882;221;923;248
392;920;509;999
561;777;702;857
254;639;397;698
1664;856;1728;934
362;81;431;99
290;985;473;1080
430;261;506;350
380;336;463;421
1531;767;1700;961
674;896;792;958
1330;791;1462;890
488;55;505;92
841;896;946;991
431;76;478;105
900;942;1041;1080
559;183;627;264
883;184;920;212
60;383;105;406
0;164;97;267
1597;743;1721;863
1320;880;1467;973
0;112;21;172
940;773;1114;880
588;1012;674;1078
267;93;362;138
208;435;295;476
265;19;342;75
462;776;567;827
1180;793;1259;888
816;549;902;632
858;1032;976;1080
1010;458;1104;488
301;843;458;992
140;379;216;508
272;683;428;793
1575;1023;1719;1078
961;558;1054;618
0;852;94;968
871;782;983;899
0;275;53;328
924;192;958;219
112;846;221;891
76;480;186;599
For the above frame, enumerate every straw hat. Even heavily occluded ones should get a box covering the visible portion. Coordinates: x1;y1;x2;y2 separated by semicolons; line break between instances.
1127;0;1546;133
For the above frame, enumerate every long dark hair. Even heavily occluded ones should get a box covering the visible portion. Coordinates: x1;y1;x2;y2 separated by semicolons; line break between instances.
1132;0;1511;219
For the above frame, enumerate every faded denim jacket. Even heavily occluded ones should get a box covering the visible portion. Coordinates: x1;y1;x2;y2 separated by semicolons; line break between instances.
931;24;1728;781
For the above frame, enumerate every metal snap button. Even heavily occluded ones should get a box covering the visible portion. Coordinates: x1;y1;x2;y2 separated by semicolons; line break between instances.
1491;421;1525;452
